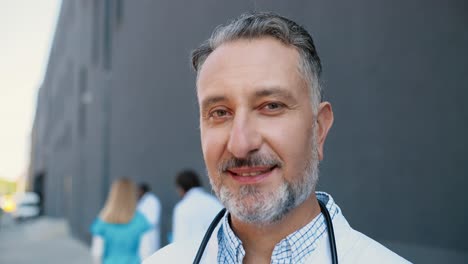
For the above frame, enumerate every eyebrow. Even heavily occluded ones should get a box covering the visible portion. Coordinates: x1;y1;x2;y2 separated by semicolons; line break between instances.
200;87;297;111
200;95;226;112
254;87;296;102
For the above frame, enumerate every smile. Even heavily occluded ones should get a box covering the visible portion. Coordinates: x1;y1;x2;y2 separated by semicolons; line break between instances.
226;166;277;184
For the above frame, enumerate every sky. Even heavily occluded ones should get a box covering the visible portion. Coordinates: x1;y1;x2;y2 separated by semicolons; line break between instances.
0;0;61;181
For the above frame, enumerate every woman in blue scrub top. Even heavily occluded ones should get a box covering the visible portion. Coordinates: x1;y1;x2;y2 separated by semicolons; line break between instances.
91;178;151;264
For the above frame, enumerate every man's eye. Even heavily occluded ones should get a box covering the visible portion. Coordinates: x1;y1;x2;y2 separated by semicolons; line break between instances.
263;102;284;111
209;109;230;118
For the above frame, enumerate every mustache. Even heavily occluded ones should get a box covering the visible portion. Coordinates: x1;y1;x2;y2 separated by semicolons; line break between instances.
218;153;283;173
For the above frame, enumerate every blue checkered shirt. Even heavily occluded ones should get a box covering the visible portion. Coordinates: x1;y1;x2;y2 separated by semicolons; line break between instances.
217;192;340;264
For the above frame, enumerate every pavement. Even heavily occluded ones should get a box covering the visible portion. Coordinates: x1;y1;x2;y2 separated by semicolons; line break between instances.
0;212;93;264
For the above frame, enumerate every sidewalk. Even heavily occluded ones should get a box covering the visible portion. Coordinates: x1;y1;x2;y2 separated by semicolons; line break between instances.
0;213;93;264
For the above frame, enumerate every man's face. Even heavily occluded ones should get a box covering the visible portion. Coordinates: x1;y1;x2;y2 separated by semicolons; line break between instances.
197;37;320;224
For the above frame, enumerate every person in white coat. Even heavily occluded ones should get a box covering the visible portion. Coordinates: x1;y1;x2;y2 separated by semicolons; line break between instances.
172;169;223;243
145;12;410;264
137;183;161;259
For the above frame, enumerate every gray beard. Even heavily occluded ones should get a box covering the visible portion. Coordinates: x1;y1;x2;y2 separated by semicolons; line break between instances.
209;132;319;225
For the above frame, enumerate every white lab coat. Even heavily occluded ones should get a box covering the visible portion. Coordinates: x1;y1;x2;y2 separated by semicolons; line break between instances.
172;187;223;243
137;192;162;258
144;207;411;263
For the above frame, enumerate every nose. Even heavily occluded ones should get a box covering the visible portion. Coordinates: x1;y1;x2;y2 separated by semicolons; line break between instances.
227;112;262;158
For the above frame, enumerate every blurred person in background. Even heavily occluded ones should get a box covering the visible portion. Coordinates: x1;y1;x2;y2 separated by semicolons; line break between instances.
173;169;223;243
90;178;151;264
137;182;162;258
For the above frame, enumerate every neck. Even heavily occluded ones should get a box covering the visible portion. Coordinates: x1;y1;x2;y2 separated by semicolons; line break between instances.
229;195;321;262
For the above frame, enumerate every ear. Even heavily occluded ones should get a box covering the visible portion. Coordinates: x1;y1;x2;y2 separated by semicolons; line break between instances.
315;102;334;161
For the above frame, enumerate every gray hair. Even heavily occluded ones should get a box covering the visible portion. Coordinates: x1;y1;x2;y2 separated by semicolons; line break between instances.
191;12;323;112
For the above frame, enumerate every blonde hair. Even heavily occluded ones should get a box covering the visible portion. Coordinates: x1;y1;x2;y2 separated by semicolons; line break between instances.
99;178;137;224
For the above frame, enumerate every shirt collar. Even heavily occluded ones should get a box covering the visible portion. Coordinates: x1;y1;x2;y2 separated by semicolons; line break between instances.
217;192;341;263
217;212;245;263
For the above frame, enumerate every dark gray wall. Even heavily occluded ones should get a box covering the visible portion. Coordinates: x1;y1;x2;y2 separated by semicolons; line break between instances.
313;0;468;253
32;0;468;262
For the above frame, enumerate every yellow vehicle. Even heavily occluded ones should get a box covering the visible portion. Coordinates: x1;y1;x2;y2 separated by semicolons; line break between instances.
0;195;16;213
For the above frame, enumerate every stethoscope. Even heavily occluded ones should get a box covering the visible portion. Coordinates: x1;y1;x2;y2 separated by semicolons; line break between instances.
193;199;338;264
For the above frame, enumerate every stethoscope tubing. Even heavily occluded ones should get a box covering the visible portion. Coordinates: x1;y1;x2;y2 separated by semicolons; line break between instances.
193;200;338;264
318;199;338;264
193;208;227;263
